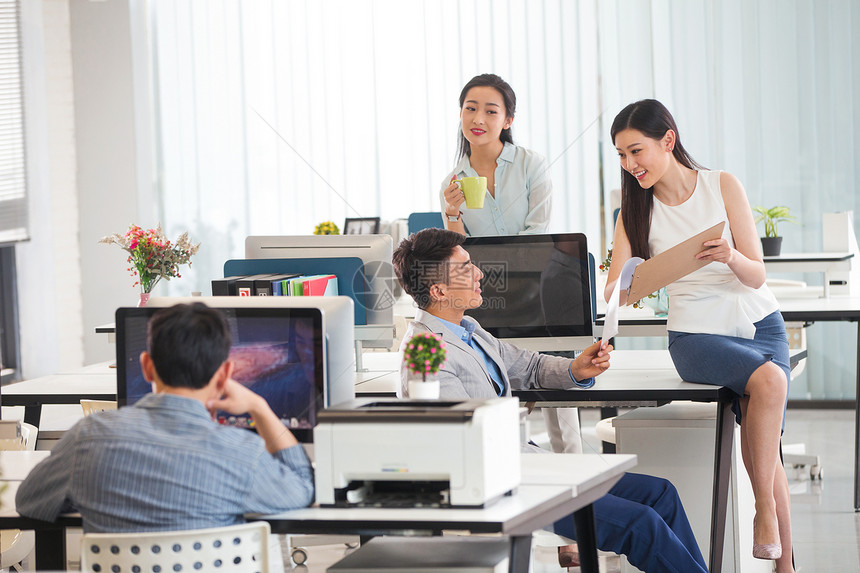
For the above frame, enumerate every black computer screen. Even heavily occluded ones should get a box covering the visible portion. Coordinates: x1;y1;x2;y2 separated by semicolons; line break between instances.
115;306;324;443
463;233;593;339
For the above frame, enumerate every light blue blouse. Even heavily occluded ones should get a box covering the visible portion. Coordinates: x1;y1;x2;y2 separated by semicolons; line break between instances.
439;142;552;236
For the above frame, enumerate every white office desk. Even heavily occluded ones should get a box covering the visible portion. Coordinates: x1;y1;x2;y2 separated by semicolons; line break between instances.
0;450;50;481
0;450;632;573
2;368;116;426
520;453;637;572
764;252;854;297
259;452;634;573
2;355;402;429
773;292;860;511
354;352;400;396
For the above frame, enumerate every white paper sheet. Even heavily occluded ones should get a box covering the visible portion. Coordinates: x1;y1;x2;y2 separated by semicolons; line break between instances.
601;256;644;347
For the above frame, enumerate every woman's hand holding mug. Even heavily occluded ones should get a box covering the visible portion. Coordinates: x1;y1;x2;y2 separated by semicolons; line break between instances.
443;175;465;216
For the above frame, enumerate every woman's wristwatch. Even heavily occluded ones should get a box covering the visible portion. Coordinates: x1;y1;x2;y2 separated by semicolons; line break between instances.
446;211;461;222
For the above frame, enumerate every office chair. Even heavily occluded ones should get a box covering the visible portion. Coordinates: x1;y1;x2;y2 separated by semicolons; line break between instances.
0;422;38;572
80;399;117;416
81;522;271;573
407;212;444;235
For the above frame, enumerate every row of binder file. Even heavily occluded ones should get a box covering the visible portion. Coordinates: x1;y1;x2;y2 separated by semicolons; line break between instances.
211;273;339;297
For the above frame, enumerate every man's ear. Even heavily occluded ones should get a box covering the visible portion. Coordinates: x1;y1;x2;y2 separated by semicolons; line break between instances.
140;352;156;382
140;352;161;392
428;283;446;303
212;360;233;393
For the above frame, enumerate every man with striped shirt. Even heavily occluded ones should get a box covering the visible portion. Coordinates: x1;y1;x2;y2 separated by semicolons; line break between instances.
16;302;314;532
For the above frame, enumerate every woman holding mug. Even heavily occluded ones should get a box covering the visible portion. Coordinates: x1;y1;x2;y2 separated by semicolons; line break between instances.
440;73;584;569
604;99;794;571
440;73;552;236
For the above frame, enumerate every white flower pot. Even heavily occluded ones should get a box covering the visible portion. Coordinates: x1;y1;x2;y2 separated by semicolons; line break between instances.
408;378;440;399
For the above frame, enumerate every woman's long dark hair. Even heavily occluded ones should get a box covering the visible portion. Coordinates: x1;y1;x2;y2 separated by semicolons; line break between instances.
610;99;703;259
457;74;516;160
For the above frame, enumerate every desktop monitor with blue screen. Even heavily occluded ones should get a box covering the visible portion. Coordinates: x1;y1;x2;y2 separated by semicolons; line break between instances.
463;233;594;352
244;234;395;348
115;296;355;443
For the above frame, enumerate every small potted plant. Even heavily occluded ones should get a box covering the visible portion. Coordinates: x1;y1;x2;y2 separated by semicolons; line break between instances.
313;221;340;235
403;332;447;399
752;205;798;256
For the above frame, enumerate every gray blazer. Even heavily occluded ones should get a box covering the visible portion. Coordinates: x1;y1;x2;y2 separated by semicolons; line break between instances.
399;309;579;399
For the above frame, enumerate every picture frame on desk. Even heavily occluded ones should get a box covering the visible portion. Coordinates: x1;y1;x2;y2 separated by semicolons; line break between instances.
344;217;380;235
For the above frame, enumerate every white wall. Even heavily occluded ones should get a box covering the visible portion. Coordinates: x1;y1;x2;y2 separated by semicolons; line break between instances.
16;0;152;378
16;0;83;378
68;0;153;367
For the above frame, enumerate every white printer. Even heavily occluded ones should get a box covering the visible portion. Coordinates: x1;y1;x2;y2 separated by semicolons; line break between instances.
314;398;521;508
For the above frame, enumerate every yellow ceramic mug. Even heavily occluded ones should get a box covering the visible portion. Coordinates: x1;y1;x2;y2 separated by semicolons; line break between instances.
455;176;487;209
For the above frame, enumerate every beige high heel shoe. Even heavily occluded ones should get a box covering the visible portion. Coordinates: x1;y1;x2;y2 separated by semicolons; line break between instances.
557;544;580;568
752;516;782;560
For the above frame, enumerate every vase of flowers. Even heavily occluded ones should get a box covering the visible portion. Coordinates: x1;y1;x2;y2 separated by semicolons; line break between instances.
313;221;340;235
403;332;447;399
100;224;200;305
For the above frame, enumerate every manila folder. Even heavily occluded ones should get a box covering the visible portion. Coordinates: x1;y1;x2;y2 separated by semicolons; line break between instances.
626;221;726;305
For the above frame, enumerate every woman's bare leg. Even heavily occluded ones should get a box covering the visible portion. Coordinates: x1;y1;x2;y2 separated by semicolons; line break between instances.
742;362;788;550
773;456;795;572
741;395;794;571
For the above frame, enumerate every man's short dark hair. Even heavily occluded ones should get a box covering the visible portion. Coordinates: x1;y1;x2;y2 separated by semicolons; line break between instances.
392;228;466;309
147;303;232;389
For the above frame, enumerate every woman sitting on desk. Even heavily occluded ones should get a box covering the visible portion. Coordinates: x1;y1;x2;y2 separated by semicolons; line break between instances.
440;73;551;236
604;100;794;571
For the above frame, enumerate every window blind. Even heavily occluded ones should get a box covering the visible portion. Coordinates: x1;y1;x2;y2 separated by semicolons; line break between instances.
0;0;26;245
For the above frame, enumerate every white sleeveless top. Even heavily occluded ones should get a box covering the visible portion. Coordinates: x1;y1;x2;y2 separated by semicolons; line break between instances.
649;170;778;339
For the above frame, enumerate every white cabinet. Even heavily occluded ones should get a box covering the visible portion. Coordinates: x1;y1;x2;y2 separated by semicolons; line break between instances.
613;402;771;573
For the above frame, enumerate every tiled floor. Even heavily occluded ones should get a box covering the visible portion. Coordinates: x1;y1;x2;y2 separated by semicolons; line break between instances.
284;408;860;572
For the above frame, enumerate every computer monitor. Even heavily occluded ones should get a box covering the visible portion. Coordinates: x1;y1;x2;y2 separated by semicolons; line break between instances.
462;233;594;352
244;235;395;348
115;296;356;443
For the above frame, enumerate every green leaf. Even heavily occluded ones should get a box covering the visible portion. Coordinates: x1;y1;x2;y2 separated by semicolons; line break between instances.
751;205;799;238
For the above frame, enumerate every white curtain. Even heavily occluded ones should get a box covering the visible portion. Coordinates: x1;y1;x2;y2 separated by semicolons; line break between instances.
598;0;860;400
150;0;860;399
150;0;604;300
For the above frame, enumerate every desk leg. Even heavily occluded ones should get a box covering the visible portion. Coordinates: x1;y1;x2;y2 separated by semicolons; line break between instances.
855;321;860;511
600;407;618;454
709;400;734;573
508;534;531;573
34;528;66;571
24;404;41;427
572;504;599;573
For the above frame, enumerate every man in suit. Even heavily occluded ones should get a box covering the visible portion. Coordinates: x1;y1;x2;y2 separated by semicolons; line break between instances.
392;228;708;573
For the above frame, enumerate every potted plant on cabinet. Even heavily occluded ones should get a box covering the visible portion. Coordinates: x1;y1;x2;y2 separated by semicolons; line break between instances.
752;205;798;256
